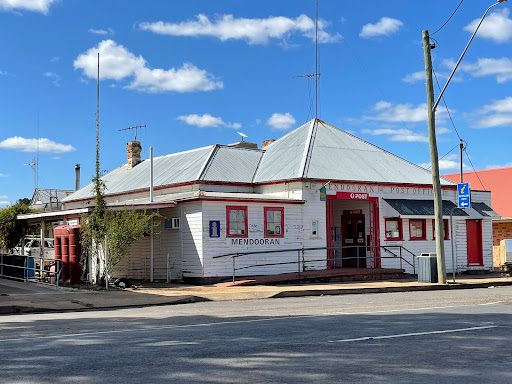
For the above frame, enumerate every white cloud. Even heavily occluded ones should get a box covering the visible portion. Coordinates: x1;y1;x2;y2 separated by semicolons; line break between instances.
0;201;10;206
74;40;146;81
445;57;512;83
362;128;429;143
0;174;8;178
360;17;403;38
0;195;7;198
402;71;424;84
50;56;59;63
0;0;57;14
89;28;114;35
128;64;223;93
475;113;512;128
44;71;60;86
364;101;439;123
464;8;512;43
485;162;512;169
267;113;296;130
0;137;75;153
177;113;241;129
139;14;341;45
74;40;223;93
481;97;512;114
418;154;468;171
473;97;512;128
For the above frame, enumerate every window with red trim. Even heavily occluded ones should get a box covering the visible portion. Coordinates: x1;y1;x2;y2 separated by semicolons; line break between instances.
226;206;248;238
433;219;449;240
264;207;284;238
409;219;426;240
385;218;402;241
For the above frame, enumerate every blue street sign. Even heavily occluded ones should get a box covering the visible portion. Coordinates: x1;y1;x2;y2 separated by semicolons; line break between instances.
457;182;470;197
457;182;471;208
458;195;470;208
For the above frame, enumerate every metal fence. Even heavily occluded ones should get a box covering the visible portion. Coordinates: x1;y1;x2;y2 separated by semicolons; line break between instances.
0;253;62;288
213;245;417;284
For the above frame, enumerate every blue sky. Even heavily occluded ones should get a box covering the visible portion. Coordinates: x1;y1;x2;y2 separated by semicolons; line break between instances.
1;0;512;205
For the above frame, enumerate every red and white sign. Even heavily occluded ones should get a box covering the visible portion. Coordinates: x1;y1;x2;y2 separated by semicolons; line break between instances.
337;192;370;200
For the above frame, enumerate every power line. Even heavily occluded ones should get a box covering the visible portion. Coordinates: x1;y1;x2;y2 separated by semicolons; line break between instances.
339;34;429;157
432;66;462;141
431;0;465;36
425;142;460;171
464;148;487;190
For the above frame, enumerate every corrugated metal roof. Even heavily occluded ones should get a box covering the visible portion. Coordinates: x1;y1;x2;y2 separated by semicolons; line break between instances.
254;119;454;185
202;146;263;183
472;202;500;218
384;199;468;216
253;120;313;182
64;146;216;201
65;119;456;203
32;188;72;204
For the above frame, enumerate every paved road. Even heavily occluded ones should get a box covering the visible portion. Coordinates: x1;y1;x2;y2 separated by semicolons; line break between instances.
1;287;512;383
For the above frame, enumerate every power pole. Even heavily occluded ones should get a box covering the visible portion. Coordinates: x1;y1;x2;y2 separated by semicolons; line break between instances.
423;30;447;284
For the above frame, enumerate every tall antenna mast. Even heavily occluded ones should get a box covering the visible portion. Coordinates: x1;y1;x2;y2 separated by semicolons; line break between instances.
315;0;319;120
36;114;39;189
24;159;37;191
118;124;147;141
294;0;321;120
95;52;100;187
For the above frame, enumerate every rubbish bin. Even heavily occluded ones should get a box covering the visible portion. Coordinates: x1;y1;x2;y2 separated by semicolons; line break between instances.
418;252;438;283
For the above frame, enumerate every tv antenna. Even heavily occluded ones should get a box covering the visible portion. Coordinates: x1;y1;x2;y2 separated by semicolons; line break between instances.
118;124;147;141
237;132;248;142
24;158;37;191
294;0;320;120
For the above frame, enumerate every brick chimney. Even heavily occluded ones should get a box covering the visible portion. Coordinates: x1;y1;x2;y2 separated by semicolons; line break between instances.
127;141;142;169
261;139;276;149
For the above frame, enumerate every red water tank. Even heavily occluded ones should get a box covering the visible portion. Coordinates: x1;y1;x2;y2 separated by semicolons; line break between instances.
53;225;82;285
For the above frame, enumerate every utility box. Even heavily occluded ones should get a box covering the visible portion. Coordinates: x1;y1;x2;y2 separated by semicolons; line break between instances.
418;252;438;283
503;239;512;264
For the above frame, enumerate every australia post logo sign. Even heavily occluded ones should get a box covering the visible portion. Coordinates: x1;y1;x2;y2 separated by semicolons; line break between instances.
336;192;371;200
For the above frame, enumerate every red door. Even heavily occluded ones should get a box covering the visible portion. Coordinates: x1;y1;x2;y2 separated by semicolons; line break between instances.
466;219;483;266
341;213;366;268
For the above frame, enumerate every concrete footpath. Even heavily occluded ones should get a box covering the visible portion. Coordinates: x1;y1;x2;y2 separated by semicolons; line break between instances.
1;273;511;315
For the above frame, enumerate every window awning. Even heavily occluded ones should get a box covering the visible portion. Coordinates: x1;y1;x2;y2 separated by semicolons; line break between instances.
383;199;468;216
472;202;500;219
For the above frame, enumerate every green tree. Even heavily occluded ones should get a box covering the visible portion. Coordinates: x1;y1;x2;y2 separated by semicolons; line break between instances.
81;209;159;277
17;198;31;206
0;202;31;251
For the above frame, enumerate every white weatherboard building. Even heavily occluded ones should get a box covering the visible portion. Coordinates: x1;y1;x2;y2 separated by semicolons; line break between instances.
57;119;497;282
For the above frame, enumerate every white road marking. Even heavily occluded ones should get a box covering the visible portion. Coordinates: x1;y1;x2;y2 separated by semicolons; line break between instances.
0;301;506;343
327;325;498;343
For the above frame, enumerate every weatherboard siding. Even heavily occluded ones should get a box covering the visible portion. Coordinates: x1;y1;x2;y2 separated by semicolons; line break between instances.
181;201;204;278
202;200;303;278
301;185;328;271
114;207;183;281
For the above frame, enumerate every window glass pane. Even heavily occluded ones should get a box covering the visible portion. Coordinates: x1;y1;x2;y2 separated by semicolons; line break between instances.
229;208;246;235
411;221;424;238
274;211;281;223
386;220;400;238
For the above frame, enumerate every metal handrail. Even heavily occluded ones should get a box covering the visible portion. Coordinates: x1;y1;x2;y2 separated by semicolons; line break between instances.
0;253;62;288
213;245;417;284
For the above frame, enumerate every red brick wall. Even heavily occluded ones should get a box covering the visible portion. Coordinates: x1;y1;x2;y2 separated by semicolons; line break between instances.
493;222;512;267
